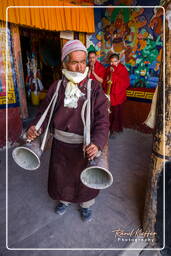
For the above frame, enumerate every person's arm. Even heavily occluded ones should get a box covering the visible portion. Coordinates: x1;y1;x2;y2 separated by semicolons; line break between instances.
102;67;109;93
91;70;103;83
26;80;59;140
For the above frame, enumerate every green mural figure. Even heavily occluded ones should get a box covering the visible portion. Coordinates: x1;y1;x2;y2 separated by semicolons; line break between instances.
111;7;130;23
142;36;162;63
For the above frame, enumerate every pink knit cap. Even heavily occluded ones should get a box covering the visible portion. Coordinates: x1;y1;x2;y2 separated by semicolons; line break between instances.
61;40;87;62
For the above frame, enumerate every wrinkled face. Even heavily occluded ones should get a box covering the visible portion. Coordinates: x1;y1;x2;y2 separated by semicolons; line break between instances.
110;57;120;67
88;53;97;66
65;51;87;73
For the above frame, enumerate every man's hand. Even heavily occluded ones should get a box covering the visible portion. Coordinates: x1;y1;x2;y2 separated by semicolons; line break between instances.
88;70;91;78
26;125;41;141
91;64;94;72
89;63;94;72
110;66;114;72
84;143;99;160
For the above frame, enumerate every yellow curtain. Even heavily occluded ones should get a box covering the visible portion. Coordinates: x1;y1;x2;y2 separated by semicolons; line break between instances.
0;0;95;33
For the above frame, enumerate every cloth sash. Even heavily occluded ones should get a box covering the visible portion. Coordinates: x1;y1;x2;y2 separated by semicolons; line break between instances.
54;129;84;144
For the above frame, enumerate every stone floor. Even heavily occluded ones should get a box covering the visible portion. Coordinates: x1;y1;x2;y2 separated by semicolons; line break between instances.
0;129;157;256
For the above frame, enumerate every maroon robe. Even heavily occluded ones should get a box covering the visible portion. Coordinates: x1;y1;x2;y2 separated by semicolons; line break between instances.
31;77;109;203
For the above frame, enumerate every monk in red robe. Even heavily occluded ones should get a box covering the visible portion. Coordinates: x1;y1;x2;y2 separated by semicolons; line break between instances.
26;40;109;222
88;51;105;84
103;53;130;135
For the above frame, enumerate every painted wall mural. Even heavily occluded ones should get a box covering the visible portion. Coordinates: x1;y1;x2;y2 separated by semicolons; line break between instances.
0;22;19;109
87;6;163;90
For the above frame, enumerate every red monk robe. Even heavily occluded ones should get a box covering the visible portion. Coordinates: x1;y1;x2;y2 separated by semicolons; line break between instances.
89;61;105;82
31;77;109;203
103;63;130;133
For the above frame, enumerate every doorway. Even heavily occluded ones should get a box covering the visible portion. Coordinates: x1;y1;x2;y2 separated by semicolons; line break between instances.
19;27;62;128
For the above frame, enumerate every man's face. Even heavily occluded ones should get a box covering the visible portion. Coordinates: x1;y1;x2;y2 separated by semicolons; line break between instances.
65;51;87;73
88;53;97;66
110;57;120;67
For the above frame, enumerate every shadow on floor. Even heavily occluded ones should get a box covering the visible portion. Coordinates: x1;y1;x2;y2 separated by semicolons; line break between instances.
0;129;154;256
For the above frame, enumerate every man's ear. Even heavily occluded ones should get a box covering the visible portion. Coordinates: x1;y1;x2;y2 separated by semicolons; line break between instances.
63;62;67;69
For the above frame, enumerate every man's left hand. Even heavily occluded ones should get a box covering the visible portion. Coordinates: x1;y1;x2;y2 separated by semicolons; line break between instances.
84;143;99;160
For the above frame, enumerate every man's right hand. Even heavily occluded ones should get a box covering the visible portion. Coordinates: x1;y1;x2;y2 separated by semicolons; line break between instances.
90;63;94;71
26;126;41;141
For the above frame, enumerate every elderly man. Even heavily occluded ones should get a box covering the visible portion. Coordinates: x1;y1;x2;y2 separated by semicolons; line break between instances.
27;40;109;222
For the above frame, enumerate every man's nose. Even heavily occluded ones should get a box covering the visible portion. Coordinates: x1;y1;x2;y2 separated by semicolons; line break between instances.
77;63;83;73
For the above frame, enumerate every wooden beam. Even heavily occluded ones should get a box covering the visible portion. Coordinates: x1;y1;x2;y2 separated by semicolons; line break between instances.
143;2;171;246
11;24;28;119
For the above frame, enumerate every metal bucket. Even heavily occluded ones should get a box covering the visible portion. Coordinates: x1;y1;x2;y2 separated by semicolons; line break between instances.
12;138;42;171
80;144;113;190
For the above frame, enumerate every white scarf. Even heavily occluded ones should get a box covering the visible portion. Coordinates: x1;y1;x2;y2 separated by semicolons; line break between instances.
62;67;89;109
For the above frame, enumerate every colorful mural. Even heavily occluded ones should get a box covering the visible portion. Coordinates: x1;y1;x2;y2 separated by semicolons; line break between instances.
0;22;19;109
87;6;163;89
